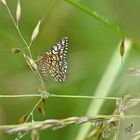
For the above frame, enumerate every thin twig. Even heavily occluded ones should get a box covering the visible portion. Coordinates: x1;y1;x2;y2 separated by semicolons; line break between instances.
25;98;42;122
65;0;123;37
1;94;140;102
0;94;41;98
50;94;121;100
4;5;50;139
0;115;140;136
5;3;46;90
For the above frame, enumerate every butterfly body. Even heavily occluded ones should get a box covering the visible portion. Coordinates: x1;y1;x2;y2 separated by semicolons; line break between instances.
37;37;68;82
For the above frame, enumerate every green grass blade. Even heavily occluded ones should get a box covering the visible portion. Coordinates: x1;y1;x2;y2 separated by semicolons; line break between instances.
65;0;123;37
75;39;132;140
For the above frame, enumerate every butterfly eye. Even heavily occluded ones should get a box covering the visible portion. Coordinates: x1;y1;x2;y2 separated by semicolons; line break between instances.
37;37;68;82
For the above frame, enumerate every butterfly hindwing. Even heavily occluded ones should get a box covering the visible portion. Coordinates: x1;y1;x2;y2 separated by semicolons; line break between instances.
37;37;68;82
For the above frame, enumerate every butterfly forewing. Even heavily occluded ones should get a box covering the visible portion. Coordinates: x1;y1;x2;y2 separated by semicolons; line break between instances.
37;37;68;82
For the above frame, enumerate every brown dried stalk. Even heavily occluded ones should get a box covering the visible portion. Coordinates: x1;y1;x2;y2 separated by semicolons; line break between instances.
0;115;121;136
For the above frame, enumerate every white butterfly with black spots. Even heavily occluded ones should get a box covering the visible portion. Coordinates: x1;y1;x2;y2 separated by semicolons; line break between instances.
37;37;68;82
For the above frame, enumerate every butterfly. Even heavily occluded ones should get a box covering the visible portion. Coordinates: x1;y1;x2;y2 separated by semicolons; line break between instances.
37;37;68;82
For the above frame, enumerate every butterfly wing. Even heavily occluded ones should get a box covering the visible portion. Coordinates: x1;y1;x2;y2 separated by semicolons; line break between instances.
37;37;68;82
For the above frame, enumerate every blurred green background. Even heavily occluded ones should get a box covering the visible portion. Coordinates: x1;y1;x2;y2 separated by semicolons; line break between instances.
0;0;140;140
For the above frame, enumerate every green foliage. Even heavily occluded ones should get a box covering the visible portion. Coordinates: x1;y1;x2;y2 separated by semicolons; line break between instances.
0;0;140;140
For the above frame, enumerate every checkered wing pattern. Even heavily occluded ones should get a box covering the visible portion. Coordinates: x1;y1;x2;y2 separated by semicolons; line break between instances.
37;37;68;82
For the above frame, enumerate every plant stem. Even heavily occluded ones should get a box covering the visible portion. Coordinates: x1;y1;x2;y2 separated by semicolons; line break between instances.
65;0;123;37
25;98;42;122
75;39;132;140
5;3;46;91
4;4;48;137
0;115;140;136
0;94;41;98
50;94;120;100
1;94;140;102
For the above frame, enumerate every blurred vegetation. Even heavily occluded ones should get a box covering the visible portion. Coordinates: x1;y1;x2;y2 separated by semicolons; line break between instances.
0;0;140;140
